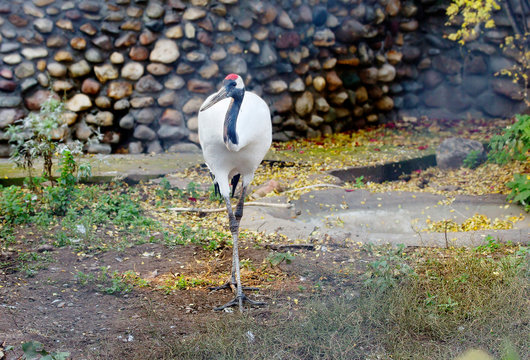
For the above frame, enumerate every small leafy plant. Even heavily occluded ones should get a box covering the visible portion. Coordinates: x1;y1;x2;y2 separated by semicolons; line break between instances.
354;175;365;188
485;115;529;211
0;185;36;224
487;114;529;165
474;235;501;253
266;251;295;267
186;181;200;198
20;341;69;360
506;173;530;211
43;146;88;216
463;149;485;169
75;270;95;286
6;96;65;184
158;276;209;294
364;244;415;291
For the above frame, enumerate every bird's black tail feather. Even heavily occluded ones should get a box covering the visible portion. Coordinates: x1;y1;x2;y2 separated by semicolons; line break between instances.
210;173;240;198
230;174;240;198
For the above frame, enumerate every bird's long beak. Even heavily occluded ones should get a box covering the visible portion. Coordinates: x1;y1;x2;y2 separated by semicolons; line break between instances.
200;87;228;112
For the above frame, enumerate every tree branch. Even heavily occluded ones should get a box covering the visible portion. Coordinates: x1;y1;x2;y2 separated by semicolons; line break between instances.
502;0;523;35
169;201;292;213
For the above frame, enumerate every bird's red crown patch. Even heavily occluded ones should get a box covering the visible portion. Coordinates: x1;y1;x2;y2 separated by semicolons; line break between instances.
225;74;238;80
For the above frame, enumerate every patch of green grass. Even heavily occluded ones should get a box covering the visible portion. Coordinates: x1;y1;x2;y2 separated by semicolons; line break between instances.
0;225;16;249
46;184;163;251
2;182;163;254
363;243;415;291
474;235;502;253
76;267;139;295
166;224;230;251
157;276;210;294
15;251;53;277
0;185;36;224
167;245;528;360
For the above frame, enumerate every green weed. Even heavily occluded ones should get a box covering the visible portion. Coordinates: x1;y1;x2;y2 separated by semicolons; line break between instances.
506;173;530;211
184;181;201;199
76;269;148;294
156;178;172;200
463;149;485;169
157;276;209;294
20;341;69;360
363;243;415;291
166;224;229;251
120;270;150;288
75;271;95;286
0;186;36;224
474;235;501;253
354;175;365;188
16;251;52;277
488;114;529;165
266;251;295;267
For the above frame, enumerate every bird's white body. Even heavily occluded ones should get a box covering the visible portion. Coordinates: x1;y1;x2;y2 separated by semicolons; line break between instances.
198;91;272;198
197;74;271;311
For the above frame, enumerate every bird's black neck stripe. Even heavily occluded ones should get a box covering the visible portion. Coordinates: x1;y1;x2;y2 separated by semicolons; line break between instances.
223;89;244;146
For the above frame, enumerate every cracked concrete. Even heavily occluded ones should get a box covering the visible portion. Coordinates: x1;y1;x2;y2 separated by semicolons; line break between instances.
240;189;529;247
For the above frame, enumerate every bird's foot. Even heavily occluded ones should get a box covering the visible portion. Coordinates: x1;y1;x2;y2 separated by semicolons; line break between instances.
214;293;266;312
209;282;259;292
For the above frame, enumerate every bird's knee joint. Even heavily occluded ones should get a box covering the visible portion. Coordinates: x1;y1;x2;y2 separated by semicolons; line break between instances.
229;220;239;234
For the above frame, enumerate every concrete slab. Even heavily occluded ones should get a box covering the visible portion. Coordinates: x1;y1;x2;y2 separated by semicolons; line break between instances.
240;189;529;247
0;153;203;185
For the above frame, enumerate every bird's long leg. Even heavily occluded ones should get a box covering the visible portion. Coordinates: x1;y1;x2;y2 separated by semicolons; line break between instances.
233;185;259;291
214;195;266;312
234;184;247;221
209;185;258;292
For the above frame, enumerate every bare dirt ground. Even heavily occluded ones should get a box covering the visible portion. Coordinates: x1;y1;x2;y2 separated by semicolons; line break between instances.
0;228;367;359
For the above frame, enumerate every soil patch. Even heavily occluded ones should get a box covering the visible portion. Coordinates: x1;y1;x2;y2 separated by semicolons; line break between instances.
0;231;368;359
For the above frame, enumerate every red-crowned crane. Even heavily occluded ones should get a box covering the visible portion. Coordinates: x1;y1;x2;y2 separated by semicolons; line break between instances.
198;74;272;312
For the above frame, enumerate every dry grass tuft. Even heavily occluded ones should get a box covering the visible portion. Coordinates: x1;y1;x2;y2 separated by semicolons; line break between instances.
165;244;529;360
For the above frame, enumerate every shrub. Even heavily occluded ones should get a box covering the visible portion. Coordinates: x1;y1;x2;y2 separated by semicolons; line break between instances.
463;149;485;169
6;96;65;183
488;114;529;165
0;186;36;224
506;173;530;211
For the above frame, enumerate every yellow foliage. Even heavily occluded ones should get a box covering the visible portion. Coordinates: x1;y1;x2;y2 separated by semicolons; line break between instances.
445;0;529;105
424;213;524;232
445;0;500;42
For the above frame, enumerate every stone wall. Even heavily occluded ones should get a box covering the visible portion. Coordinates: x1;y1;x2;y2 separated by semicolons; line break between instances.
0;0;527;156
